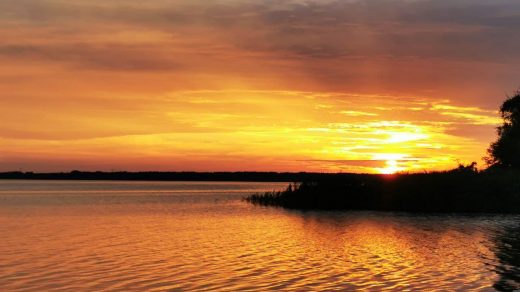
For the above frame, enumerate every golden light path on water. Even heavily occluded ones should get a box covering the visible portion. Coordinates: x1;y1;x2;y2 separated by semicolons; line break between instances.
1;181;519;291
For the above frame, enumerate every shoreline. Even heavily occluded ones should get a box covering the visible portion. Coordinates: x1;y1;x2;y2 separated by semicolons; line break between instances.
0;171;446;183
0;171;342;182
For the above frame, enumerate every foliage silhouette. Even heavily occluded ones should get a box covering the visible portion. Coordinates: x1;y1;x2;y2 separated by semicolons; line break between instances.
486;91;520;168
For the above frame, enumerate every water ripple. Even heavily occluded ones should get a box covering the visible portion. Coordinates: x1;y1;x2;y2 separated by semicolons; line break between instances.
0;181;519;291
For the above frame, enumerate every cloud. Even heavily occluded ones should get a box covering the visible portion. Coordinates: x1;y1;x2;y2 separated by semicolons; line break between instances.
0;89;495;172
340;110;378;117
0;1;517;172
3;0;520;63
303;159;389;168
430;103;502;125
1;0;519;101
0;43;180;71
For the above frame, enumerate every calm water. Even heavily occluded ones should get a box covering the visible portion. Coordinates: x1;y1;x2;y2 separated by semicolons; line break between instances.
0;180;519;291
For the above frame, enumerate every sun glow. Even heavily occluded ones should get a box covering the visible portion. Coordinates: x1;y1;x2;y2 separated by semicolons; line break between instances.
379;159;403;174
0;90;495;173
372;153;408;174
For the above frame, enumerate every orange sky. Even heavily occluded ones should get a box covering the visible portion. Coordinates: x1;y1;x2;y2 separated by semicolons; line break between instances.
1;0;519;173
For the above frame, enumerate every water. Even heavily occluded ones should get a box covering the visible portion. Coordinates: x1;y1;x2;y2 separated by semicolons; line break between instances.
0;180;519;291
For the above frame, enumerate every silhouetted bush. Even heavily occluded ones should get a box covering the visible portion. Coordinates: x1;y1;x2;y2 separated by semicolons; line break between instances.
487;91;520;168
246;168;520;213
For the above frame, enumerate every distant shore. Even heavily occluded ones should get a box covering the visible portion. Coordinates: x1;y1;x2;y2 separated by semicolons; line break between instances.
0;171;345;182
246;168;520;213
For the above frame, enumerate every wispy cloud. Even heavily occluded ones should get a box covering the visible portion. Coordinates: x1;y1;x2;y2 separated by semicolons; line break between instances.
340;110;378;117
1;89;499;172
431;104;502;125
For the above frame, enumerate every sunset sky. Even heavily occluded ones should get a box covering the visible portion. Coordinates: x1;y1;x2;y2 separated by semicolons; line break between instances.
1;0;519;173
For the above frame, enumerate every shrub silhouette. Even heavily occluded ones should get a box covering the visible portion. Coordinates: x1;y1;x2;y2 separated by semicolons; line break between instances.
486;91;520;168
245;169;520;213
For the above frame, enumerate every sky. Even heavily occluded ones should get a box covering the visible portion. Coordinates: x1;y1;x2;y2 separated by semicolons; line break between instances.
1;0;519;173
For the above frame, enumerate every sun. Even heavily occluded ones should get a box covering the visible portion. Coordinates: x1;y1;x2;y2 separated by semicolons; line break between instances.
379;159;401;174
373;154;408;174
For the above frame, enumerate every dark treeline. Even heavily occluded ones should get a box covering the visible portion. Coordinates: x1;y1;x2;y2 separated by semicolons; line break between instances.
246;167;520;213
0;170;352;182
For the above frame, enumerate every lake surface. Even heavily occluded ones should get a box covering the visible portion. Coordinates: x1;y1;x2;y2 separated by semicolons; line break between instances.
0;180;519;291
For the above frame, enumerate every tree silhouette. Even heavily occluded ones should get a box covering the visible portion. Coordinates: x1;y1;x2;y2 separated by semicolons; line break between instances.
486;91;520;168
